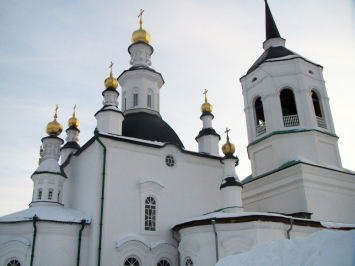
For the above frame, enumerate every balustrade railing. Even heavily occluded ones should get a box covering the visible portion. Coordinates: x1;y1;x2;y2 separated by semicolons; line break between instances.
256;123;266;136
283;115;299;127
316;116;327;128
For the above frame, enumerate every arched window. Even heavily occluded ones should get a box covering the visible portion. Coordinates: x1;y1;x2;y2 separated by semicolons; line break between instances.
147;89;153;109
254;97;266;135
48;189;53;200
7;260;21;266
58;190;61;203
312;90;322;117
157;260;170;266
38;189;42;200
312;90;326;128
185;258;193;265
124;257;140;265
145;196;156;231
280;89;299;127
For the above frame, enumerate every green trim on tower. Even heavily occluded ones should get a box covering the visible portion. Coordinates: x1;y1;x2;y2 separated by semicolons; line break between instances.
248;129;338;148
94;128;107;266
30;215;38;266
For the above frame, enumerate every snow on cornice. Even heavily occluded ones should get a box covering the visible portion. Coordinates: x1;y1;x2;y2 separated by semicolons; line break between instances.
0;205;91;224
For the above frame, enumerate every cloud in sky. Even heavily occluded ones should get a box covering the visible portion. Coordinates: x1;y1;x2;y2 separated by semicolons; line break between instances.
0;0;354;216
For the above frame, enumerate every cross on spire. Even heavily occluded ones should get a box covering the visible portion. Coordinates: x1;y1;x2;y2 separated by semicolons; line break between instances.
225;127;231;140
203;89;208;102
54;105;58;120
73;104;76;117
138;9;144;20
109;61;114;76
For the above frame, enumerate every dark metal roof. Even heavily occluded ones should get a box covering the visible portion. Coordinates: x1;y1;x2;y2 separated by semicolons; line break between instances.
61;141;80;150
265;0;281;41
220;177;242;189
117;66;165;84
195;128;221;141
122;112;184;148
247;46;296;74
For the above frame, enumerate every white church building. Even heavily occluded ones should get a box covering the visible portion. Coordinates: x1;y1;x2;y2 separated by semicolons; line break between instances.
1;2;354;266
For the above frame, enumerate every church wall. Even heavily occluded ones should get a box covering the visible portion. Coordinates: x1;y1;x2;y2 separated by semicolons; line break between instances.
0;221;90;266
94;137;223;265
178;221;323;266
62;142;105;265
242;163;355;223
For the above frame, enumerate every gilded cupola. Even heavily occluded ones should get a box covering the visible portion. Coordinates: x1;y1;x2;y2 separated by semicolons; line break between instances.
104;62;118;89
201;89;213;113
45;105;63;137
131;9;151;44
68;104;79;128
222;128;235;155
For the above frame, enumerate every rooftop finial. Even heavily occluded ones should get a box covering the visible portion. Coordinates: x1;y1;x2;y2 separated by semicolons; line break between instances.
203;89;208;103
109;61;114;77
225;127;230;141
54;105;58;120
73;104;76;117
265;0;281;41
138;9;144;29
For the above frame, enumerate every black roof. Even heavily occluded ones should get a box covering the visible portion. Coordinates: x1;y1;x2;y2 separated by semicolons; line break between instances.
247;46;296;74
122;112;184;148
265;0;281;41
220;177;242;190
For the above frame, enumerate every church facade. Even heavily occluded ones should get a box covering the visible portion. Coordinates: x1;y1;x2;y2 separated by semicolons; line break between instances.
1;3;354;266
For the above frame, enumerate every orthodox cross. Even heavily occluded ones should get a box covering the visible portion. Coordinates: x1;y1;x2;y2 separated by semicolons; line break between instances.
225;127;231;140
73;104;76;117
203;89;208;101
54;105;58;120
109;61;114;75
138;9;144;20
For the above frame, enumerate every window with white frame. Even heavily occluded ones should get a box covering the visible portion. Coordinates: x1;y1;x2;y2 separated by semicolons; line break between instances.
124;257;140;265
7;260;21;266
145;196;156;231
157;260;170;266
133;94;138;107
38;189;42;200
48;189;53;200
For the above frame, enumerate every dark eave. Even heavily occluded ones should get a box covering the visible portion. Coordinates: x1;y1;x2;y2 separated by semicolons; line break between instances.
173;214;355;232
62;134;221;169
195;128;221;141
117;66;165;84
220;177;243;190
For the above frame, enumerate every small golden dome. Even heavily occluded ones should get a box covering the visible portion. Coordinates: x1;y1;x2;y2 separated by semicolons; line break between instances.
104;62;118;89
68;104;79;127
201;89;213;113
45;105;63;137
222;128;235;155
132;10;151;44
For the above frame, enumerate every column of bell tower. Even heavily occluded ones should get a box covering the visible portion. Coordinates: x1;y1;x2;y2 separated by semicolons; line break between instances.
240;0;342;178
95;63;124;135
195;90;220;155
118;14;164;117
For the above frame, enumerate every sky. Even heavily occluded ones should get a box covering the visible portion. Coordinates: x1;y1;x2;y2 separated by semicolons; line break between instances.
0;0;354;216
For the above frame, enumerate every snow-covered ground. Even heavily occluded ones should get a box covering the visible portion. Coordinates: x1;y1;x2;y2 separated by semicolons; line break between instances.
216;229;355;266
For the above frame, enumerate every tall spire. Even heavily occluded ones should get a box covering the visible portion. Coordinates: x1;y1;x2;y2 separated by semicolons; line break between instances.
265;0;281;41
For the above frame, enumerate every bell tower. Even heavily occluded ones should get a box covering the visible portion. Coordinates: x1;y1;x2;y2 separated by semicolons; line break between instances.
240;0;341;178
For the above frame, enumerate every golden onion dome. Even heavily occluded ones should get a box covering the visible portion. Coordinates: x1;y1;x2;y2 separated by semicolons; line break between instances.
222;128;235;155
132;10;151;44
45;105;63;137
68;104;79;127
201;89;213;113
104;62;118;89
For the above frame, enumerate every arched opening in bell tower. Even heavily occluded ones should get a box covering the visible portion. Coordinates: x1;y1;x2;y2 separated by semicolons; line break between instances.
254;97;266;135
280;89;299;127
312;90;327;128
